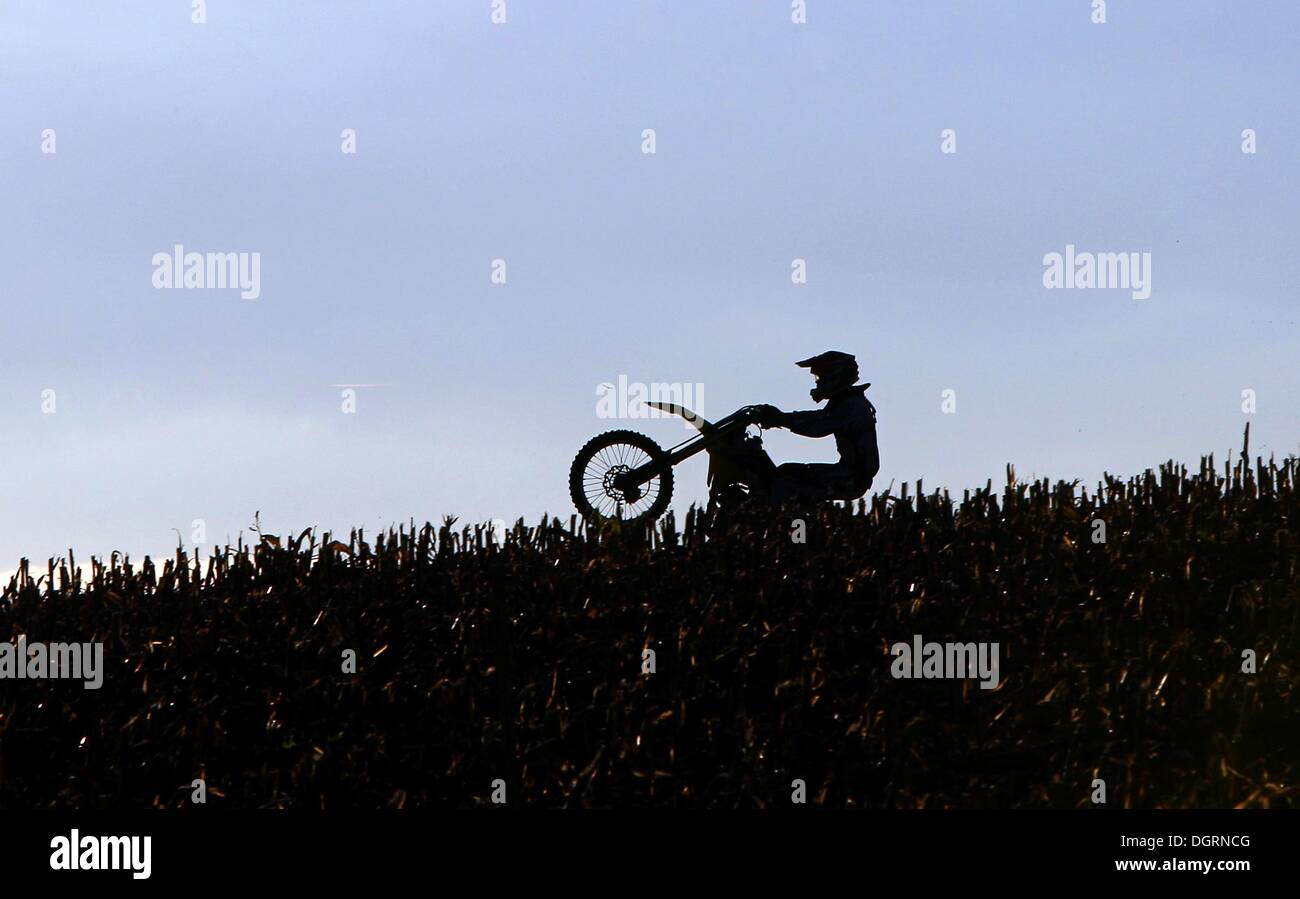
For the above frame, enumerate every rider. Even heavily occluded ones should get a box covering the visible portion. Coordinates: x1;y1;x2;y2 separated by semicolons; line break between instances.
752;351;880;503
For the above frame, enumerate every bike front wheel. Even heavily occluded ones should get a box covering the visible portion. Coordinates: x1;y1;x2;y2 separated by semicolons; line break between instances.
569;430;673;524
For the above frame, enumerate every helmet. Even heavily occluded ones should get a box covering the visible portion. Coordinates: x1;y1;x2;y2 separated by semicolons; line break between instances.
797;350;861;402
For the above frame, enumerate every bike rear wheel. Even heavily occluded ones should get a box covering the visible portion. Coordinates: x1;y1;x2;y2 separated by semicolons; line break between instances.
569;430;673;523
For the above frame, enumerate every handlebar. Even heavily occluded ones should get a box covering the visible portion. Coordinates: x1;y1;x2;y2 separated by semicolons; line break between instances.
737;404;780;429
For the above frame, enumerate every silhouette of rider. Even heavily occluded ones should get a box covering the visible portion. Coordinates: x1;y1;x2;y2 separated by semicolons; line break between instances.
751;351;880;503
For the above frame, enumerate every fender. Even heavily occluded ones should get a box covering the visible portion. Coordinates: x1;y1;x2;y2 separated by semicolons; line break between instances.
644;402;752;488
644;401;712;433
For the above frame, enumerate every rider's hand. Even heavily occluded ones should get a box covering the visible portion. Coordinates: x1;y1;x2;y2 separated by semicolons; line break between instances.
751;404;785;428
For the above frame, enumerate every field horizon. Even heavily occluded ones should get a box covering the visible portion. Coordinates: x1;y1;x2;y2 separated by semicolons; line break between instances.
2;432;1295;808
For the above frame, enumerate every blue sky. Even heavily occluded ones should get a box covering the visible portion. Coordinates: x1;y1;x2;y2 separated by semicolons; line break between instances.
1;0;1297;568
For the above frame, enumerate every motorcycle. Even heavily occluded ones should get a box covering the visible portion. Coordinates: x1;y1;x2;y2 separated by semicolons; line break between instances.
569;403;776;523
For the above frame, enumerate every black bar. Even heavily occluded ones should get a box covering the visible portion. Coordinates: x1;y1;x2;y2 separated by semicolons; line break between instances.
1;810;1286;886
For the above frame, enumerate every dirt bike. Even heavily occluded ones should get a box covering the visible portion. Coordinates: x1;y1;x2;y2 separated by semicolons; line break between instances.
569;403;776;523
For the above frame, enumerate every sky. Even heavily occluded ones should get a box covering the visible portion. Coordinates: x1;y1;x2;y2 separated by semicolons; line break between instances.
1;0;1297;569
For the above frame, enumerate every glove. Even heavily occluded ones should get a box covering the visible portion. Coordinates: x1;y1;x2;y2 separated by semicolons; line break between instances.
751;404;785;428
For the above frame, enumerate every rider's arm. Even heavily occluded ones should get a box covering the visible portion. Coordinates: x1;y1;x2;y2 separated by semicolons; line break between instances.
780;406;842;438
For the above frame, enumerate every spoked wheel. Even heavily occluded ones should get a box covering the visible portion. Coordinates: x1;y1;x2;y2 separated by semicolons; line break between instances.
569;430;673;523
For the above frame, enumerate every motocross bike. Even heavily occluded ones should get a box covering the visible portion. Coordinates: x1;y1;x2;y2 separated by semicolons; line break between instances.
569;403;776;523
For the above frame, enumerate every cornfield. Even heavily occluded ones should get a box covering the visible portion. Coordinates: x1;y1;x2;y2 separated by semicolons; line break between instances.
2;440;1297;808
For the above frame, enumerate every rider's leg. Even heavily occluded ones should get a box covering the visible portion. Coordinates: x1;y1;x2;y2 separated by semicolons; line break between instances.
771;463;869;503
770;463;834;503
